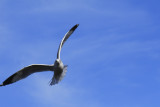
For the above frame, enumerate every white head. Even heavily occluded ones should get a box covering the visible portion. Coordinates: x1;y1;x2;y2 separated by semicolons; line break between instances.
54;59;63;67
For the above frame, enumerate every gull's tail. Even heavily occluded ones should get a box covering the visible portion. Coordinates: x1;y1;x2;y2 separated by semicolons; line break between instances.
50;65;67;85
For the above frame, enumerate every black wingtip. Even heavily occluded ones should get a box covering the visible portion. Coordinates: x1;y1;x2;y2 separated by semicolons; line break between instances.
70;24;79;31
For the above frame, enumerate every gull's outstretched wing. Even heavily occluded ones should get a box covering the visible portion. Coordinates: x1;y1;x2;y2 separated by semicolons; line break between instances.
0;64;54;86
57;24;79;59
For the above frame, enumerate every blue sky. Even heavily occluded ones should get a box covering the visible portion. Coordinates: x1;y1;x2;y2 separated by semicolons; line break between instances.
0;0;160;107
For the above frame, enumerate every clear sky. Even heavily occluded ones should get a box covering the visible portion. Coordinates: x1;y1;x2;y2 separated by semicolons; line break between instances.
0;0;160;107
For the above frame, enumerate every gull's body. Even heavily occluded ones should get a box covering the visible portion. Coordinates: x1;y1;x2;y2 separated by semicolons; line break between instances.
0;24;79;86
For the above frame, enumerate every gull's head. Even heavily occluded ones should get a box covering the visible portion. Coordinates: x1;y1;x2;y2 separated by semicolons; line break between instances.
54;59;63;67
55;59;60;62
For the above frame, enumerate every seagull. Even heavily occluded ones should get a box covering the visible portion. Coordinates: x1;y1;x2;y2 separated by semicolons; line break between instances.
0;24;79;86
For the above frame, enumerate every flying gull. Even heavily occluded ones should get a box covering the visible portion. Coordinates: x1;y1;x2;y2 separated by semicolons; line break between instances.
0;24;79;86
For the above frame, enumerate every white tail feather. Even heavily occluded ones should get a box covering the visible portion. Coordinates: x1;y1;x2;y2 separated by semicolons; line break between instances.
50;65;67;85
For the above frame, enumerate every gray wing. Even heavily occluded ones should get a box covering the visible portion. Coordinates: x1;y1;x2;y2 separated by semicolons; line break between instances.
0;64;54;86
57;24;79;59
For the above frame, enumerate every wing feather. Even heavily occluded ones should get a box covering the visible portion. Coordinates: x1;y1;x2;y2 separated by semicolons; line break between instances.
57;24;79;59
0;64;54;86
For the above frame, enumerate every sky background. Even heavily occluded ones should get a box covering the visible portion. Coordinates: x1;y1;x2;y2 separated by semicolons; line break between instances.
0;0;160;107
